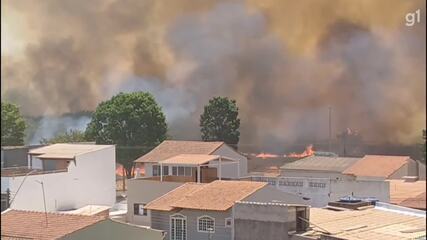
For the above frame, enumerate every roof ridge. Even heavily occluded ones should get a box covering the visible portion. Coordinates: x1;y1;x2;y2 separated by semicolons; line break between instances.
6;209;105;218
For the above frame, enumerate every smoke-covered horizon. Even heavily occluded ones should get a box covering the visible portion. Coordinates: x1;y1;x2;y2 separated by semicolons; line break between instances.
2;0;426;147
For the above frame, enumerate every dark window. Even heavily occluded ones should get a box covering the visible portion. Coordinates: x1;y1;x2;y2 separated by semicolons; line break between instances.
172;166;178;175
152;165;160;176
163;166;169;176
134;203;147;216
178;166;185;176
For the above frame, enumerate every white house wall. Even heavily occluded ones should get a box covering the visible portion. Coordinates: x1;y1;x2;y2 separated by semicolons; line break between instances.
212;145;248;178
249;176;389;207
280;169;354;180
7;145;116;212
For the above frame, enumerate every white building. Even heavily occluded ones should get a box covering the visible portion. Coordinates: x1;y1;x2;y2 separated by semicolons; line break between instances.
248;175;390;207
134;140;248;182
1;144;116;212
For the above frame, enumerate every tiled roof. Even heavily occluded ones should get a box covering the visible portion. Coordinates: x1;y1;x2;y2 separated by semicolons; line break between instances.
343;155;411;178
160;154;220;166
280;156;360;172
29;144;113;159
145;180;267;211
388;180;426;210
1;209;106;240
305;207;426;240
134;140;224;163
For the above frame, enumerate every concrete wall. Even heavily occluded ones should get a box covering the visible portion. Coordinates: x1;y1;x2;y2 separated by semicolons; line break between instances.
62;219;166;240
151;209;232;240
1;148;29;168
280;169;354;181
213;145;248;177
127;180;183;226
232;202;309;240
247;176;389;207
4;146;116;212
388;159;418;179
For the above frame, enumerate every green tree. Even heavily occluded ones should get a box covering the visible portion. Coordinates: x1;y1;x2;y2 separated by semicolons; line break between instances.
200;96;240;145
40;129;88;144
1;102;26;146
85;92;167;178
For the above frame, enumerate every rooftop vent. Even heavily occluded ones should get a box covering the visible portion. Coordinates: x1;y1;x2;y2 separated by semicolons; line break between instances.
328;196;375;210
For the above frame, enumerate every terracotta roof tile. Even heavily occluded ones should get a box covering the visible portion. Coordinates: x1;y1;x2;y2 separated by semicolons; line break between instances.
145;180;267;211
306;208;426;240
1;209;105;240
134;141;224;163
343;155;411;178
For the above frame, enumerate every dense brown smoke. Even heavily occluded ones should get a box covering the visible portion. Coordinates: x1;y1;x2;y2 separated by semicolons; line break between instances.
1;0;425;146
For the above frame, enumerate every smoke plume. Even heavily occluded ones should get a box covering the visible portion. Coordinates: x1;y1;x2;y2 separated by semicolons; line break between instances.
1;0;425;147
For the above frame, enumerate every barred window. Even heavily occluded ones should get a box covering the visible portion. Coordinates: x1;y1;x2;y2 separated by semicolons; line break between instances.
197;216;215;233
279;180;303;187
308;182;326;188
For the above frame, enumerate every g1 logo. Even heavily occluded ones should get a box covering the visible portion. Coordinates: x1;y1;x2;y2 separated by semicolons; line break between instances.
405;9;421;27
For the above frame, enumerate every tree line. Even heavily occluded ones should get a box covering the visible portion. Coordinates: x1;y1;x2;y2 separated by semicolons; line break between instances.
1;92;241;177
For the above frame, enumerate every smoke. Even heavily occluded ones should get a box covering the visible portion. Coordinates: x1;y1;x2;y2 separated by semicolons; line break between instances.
28;115;91;144
1;0;425;147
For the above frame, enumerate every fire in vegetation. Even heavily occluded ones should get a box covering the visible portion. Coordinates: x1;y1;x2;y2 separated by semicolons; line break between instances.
285;144;315;158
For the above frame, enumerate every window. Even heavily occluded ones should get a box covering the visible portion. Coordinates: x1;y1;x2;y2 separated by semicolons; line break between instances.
171;214;187;240
171;166;192;176
308;182;326;188
178;166;185;176
152;165;160;176
133;203;147;216
163;166;169;176
184;167;192;176
225;218;232;228
197;216;215;233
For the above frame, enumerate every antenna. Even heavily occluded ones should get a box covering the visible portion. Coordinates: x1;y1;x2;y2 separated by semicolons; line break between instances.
328;107;332;152
35;180;48;227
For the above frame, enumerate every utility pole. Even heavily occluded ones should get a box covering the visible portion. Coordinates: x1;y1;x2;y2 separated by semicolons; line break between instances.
328;107;332;152
35;180;48;227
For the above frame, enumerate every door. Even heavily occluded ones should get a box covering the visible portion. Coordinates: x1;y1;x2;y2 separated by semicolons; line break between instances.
170;214;187;240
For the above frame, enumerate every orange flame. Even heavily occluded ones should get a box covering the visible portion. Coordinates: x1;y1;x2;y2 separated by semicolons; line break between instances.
286;144;314;158
256;152;280;159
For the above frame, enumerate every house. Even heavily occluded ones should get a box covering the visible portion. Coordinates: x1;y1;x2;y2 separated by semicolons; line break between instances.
295;202;426;240
1;143;116;212
1;209;166;240
245;175;390;207
388;179;426;210
134;140;248;182
342;155;418;180
280;155;361;180
144;180;305;240
281;154;421;181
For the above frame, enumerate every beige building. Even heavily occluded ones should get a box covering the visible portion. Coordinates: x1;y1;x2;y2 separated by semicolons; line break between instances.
134;140;248;182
